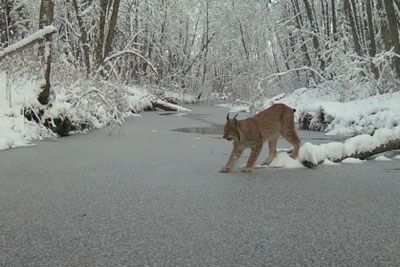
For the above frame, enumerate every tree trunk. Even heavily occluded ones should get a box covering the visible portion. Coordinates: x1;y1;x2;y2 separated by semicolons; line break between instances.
331;0;337;40
95;0;108;68
345;0;363;57
303;0;325;71
202;0;209;83
291;0;313;76
350;0;364;48
377;0;392;52
70;0;91;76
38;0;54;105
94;0;121;71
383;0;400;78
104;0;120;62
365;0;379;79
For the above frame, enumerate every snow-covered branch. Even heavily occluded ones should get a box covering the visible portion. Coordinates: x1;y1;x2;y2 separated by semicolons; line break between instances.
0;25;57;61
101;50;159;76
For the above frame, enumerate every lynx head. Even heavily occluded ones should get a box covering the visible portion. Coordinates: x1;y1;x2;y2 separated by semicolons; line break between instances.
223;113;241;142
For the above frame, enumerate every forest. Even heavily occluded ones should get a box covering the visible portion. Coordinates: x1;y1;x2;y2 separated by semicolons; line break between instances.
1;0;399;103
2;2;400;265
0;0;400;149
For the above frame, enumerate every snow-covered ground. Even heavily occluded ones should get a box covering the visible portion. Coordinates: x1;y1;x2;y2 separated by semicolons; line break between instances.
0;73;51;150
0;73;192;152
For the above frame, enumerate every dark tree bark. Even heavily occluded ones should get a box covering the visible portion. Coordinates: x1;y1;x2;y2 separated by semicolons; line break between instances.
350;0;364;48
95;0;107;67
202;0;209;83
38;0;54;105
345;0;363;57
383;0;400;77
331;0;337;40
377;0;392;52
303;0;325;71
95;0;120;69
365;0;379;79
291;0;313;72
71;0;91;76
104;0;120;63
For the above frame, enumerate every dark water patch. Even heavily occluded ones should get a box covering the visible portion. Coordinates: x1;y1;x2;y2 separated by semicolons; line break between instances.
306;137;347;142
159;112;178;116
172;125;224;135
384;168;400;173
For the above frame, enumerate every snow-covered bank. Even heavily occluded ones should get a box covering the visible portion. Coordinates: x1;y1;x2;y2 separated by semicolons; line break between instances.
253;126;400;169
295;91;400;136
266;88;400;136
0;73;51;150
223;87;400;137
0;73;194;152
299;126;400;165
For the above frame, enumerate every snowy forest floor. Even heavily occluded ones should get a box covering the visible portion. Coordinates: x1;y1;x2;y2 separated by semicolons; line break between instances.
0;104;399;265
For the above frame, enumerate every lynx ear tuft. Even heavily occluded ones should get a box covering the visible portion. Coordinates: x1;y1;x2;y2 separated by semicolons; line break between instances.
234;114;239;127
226;113;230;121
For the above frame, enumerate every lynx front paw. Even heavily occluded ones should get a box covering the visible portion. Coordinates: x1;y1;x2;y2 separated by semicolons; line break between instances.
219;167;232;173
241;167;253;173
261;160;270;166
262;157;273;166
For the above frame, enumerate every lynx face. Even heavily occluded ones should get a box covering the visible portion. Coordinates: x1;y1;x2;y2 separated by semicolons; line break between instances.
223;114;240;142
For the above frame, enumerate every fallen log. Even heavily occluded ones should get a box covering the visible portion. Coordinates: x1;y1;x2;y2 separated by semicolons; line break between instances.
345;139;400;161
300;127;400;167
151;99;191;112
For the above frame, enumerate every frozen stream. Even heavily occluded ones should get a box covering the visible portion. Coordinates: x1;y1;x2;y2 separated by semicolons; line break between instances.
0;105;399;265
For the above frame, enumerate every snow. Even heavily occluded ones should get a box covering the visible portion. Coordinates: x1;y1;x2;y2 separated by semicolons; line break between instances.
373;155;392;161
0;72;193;152
322;159;340;166
223;87;400;137
163;91;198;104
394;155;400;160
216;103;250;113
0;25;57;59
277;89;400;136
254;152;304;169
125;86;154;113
267;152;305;168
252;87;340;116
341;158;366;164
0;74;51;151
298;126;400;165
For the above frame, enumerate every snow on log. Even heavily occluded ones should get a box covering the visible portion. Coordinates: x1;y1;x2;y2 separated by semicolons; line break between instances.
0;25;57;61
300;126;400;166
151;99;191;112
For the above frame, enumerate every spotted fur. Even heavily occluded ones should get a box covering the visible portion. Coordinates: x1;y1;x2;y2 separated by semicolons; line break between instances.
220;103;300;173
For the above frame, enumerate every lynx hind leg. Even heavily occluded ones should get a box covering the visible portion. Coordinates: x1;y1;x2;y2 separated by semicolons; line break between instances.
282;124;300;159
281;112;301;159
242;143;263;172
262;137;278;166
288;133;300;159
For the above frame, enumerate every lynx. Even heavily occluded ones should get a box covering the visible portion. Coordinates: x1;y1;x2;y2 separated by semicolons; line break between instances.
220;103;300;173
